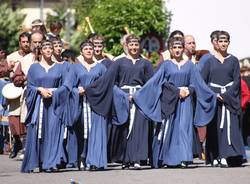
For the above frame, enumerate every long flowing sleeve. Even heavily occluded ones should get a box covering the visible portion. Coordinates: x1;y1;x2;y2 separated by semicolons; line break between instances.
53;64;71;119
196;54;211;73
220;57;241;114
52;82;70;123
64;66;82;125
144;60;154;81
112;85;129;124
160;82;180;120
133;63;179;122
25;67;41;126
190;66;217;126
85;62;119;116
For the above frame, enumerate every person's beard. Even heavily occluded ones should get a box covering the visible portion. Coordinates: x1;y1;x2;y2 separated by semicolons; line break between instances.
22;46;30;54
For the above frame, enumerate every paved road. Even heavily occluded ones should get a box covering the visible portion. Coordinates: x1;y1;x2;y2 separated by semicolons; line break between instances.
1;153;250;184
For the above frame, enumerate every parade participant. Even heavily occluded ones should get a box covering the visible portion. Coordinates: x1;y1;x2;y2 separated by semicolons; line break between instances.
21;40;70;173
6;32;30;159
209;30;220;55
113;34;130;61
89;34;113;162
197;30;220;72
184;34;209;160
51;38;63;63
159;30;184;63
91;34;113;68
86;34;154;169
68;40;107;170
61;49;76;64
184;35;197;63
50;38;71;169
201;31;245;167
132;37;216;168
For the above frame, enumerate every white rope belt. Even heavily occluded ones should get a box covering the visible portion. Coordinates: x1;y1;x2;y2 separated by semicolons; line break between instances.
83;95;91;139
209;82;233;145
38;88;57;139
157;119;169;141
121;85;141;139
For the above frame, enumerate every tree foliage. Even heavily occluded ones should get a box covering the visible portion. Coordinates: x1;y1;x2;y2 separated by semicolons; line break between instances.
0;3;25;53
73;0;171;55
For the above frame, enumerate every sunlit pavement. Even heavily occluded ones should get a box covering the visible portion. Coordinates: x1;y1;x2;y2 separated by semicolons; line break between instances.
0;149;250;184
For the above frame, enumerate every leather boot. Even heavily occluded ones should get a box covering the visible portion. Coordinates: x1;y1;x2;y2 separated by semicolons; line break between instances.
9;135;22;159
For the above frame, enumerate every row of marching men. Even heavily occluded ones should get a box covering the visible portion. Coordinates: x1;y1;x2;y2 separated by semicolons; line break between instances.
1;29;248;173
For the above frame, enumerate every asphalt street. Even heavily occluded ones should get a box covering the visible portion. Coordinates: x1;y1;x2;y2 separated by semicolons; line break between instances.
1;151;250;184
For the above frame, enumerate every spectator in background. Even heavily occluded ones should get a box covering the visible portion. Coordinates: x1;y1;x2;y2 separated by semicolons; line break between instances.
6;32;30;159
31;19;47;38
0;47;10;155
47;21;63;43
240;67;250;146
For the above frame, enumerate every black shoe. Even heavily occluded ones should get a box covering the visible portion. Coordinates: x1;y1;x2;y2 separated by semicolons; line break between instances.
180;161;188;168
9;151;18;159
9;142;22;159
122;163;130;170
90;165;97;171
78;157;85;171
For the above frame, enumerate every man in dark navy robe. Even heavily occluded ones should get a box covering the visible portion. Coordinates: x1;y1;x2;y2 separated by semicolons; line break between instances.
201;31;245;167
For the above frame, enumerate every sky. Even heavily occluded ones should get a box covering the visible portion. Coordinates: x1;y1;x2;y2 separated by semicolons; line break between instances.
166;0;250;59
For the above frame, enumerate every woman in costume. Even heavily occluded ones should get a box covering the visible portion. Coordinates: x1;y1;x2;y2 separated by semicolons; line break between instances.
133;37;217;168
21;40;70;172
68;40;107;170
86;34;154;169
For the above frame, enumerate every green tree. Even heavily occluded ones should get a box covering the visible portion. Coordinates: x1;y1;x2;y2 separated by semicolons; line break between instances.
0;3;25;53
73;0;171;56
